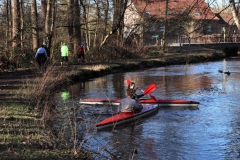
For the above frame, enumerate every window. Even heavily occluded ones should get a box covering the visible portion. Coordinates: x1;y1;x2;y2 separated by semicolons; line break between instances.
146;11;150;15
199;25;203;31
194;12;200;16
207;24;212;32
160;26;164;32
167;11;172;15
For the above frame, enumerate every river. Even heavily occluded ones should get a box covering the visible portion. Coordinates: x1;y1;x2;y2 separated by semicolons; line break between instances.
58;57;240;160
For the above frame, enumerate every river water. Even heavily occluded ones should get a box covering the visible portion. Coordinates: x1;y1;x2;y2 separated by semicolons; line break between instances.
59;57;240;160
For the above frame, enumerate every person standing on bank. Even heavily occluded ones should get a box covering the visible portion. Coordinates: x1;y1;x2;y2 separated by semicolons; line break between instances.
61;42;69;66
34;45;48;72
118;82;143;113
77;42;85;64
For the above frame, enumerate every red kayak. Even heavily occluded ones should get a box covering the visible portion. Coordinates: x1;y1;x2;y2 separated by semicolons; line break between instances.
96;104;158;130
80;98;199;107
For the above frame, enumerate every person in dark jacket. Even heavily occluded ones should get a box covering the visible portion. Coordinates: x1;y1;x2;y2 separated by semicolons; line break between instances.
34;45;48;72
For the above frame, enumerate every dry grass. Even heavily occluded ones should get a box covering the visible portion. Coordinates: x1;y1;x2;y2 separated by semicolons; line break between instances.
0;65;95;159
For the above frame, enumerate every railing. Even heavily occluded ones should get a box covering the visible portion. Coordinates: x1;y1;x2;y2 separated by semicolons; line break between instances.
147;34;240;47
172;34;240;44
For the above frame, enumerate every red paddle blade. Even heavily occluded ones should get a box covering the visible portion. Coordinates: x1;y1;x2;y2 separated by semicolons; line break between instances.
144;83;156;95
150;95;157;101
126;79;131;85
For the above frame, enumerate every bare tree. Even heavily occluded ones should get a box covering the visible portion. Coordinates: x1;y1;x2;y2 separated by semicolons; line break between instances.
11;0;20;47
93;0;101;48
103;0;109;38
31;0;39;51
99;0;127;47
162;0;168;52
45;0;52;39
41;0;47;26
20;0;24;48
67;0;74;49
73;0;81;52
2;0;11;48
80;0;90;51
47;0;56;59
229;0;240;31
112;0;127;44
43;0;56;58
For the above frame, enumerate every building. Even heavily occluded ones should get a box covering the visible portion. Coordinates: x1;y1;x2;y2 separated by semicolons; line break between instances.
215;12;238;42
124;0;222;45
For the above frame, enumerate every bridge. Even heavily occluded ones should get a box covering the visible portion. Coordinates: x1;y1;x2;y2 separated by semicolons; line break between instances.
177;35;240;56
180;43;240;56
169;41;240;57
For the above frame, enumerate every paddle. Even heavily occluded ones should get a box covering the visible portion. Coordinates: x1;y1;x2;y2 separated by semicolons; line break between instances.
126;79;157;101
143;83;156;95
141;83;157;101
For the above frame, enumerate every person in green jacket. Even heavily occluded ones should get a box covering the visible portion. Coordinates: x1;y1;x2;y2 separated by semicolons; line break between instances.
61;42;69;66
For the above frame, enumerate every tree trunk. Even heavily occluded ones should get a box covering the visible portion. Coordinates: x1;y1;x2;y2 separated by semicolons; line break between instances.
68;0;74;51
47;0;56;58
11;0;20;47
31;0;39;51
20;0;24;48
229;0;240;31
112;0;121;44
41;0;47;25
103;0;109;38
73;0;81;53
45;0;51;37
162;0;168;52
93;0;100;48
4;0;10;48
80;0;89;51
103;0;127;46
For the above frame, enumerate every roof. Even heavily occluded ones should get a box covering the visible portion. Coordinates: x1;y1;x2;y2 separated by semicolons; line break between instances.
131;0;219;20
218;13;235;25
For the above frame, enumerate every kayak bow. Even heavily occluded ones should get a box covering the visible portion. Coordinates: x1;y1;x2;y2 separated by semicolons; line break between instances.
96;104;158;130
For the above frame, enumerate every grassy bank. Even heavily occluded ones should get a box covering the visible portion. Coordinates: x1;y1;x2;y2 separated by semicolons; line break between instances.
0;49;227;159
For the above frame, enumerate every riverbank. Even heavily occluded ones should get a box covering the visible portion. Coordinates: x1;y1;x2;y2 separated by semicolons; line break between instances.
0;47;227;103
0;47;230;159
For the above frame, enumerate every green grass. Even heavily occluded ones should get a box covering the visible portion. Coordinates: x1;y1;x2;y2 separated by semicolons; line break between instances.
0;99;93;159
0;103;35;120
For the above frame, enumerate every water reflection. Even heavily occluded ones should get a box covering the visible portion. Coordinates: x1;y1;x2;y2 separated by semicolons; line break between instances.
61;91;69;102
57;57;240;159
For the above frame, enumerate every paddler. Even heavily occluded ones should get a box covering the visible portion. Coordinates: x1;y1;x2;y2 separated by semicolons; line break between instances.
118;82;143;113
